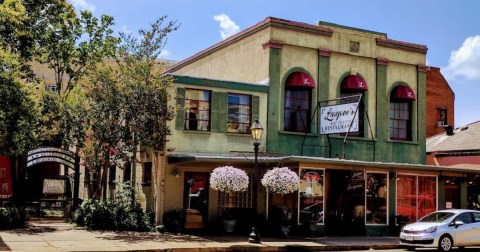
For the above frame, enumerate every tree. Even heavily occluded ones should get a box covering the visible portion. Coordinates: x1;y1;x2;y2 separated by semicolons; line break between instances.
80;16;179;199
80;66;129;199
117;16;178;185
33;4;119;147
0;49;38;155
1;0;119;149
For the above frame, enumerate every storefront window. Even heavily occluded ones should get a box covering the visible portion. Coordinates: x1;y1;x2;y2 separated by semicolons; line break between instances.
299;169;324;224
397;174;437;223
366;173;387;224
467;176;480;210
418;176;436;218
218;173;253;208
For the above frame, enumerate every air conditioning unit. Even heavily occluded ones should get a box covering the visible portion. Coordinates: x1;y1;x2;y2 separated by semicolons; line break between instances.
437;121;445;127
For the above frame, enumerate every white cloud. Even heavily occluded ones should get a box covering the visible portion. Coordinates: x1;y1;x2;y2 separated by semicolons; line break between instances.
159;49;171;59
443;35;480;82
68;0;96;12
213;14;240;40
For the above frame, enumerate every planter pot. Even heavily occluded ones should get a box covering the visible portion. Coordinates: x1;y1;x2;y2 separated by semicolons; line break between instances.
166;220;183;233
222;219;236;233
280;225;291;236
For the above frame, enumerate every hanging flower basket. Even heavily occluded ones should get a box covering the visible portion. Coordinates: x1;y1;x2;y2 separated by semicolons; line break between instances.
210;166;249;193
261;167;300;195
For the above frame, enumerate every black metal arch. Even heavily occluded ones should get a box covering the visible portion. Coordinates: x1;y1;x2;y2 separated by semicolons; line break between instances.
21;147;80;213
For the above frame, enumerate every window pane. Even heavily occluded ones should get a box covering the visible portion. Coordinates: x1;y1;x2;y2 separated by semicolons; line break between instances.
143;162;152;183
185;89;211;131
217;173;253;208
397;175;437;222
227;94;251;134
108;165;116;183
418;176;436;219
299;169;324;224
437;109;447;126
389;101;411;140
366;173;387;224
397;175;417;223
284;89;310;132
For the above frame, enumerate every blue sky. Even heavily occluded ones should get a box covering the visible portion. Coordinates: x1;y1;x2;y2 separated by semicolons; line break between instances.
69;0;480;127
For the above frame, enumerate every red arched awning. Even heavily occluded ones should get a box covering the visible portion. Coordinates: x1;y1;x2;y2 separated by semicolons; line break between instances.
341;75;368;91
391;85;416;101
286;72;315;88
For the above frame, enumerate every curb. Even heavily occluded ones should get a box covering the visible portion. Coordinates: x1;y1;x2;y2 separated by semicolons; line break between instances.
77;244;402;252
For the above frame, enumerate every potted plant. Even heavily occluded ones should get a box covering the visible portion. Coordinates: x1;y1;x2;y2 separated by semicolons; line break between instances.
210;166;249;193
262;167;299;236
261;167;300;195
219;208;236;233
162;208;184;233
272;205;292;236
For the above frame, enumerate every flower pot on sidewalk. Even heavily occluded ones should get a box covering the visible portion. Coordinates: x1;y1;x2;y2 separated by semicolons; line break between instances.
222;219;236;233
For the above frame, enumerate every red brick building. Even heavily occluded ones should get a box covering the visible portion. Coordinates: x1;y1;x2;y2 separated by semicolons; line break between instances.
426;66;455;137
426;121;480;210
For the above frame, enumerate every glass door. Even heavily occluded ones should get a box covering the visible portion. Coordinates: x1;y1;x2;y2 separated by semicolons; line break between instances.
183;172;209;230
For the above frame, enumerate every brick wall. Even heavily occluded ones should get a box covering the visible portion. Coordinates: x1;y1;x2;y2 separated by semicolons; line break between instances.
426;67;455;137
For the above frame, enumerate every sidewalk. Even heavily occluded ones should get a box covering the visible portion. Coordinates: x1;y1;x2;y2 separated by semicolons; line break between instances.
0;220;402;251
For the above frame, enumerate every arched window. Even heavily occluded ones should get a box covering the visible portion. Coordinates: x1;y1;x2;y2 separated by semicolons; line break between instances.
284;72;314;132
340;75;368;137
389;85;416;141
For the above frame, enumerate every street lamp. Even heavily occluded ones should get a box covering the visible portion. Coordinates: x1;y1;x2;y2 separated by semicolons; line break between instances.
248;119;263;244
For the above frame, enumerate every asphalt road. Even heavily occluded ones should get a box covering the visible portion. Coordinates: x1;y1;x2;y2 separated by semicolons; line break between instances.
340;248;480;252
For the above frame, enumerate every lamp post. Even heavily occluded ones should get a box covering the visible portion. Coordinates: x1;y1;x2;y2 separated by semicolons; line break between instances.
248;119;263;244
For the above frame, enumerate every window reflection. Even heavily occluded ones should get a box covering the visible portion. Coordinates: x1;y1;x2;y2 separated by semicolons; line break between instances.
396;175;437;223
299;169;324;224
366;173;387;224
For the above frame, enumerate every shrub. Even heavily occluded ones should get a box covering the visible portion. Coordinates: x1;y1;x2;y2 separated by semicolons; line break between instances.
72;182;152;231
162;208;184;233
0;207;27;229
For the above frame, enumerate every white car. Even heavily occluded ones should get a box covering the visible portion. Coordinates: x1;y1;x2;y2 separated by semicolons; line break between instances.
400;209;480;251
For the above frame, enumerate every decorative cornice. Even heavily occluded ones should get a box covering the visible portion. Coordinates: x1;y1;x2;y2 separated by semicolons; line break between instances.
318;48;332;57
165;17;333;73
268;17;333;37
376;57;390;65
417;64;428;73
376;38;428;55
262;40;284;49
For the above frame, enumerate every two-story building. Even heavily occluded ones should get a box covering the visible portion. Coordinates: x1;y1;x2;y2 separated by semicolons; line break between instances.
154;17;480;236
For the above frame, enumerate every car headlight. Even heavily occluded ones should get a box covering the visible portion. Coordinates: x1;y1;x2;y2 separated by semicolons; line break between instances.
424;226;438;233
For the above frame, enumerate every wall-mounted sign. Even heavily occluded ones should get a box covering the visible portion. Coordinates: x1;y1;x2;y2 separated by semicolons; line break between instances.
43;179;65;195
0;156;12;196
319;102;359;134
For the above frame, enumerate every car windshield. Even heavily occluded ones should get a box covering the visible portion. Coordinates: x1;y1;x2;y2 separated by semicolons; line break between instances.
418;212;455;223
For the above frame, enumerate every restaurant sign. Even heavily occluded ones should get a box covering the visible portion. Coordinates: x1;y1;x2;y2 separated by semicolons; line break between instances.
319;102;359;135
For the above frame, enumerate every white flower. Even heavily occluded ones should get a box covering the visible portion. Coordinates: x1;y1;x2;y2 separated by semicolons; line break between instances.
210;166;249;193
261;167;300;195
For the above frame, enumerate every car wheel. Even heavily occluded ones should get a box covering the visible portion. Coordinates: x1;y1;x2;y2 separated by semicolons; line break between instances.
438;235;453;252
